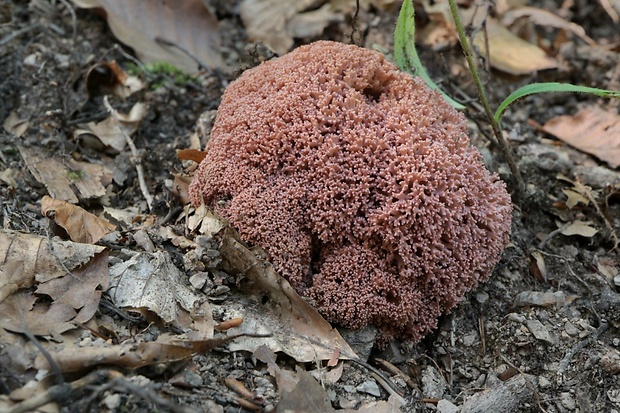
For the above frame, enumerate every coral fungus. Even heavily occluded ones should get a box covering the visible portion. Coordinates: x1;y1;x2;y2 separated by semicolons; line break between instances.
189;41;512;342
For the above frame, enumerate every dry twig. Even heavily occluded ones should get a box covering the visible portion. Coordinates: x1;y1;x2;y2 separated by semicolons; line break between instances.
103;96;154;211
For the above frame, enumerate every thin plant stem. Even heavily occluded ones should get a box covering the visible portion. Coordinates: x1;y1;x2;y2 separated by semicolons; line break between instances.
448;0;525;201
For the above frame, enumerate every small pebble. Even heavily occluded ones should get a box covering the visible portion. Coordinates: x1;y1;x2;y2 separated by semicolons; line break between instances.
564;321;579;336
560;392;576;410
189;272;211;290
339;397;358;409
102;394;121;410
475;291;489;304
538;376;552;389
356;380;381;397
437;399;460;413
525;319;553;344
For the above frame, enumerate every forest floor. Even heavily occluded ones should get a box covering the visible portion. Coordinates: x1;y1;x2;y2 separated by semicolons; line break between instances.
1;1;620;412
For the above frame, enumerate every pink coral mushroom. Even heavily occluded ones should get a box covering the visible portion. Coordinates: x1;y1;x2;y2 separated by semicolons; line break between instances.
189;41;512;343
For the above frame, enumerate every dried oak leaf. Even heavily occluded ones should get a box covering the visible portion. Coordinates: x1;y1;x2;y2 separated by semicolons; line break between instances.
41;196;116;244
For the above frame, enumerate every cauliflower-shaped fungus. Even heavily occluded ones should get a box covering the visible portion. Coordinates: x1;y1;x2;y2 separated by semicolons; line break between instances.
189;41;512;343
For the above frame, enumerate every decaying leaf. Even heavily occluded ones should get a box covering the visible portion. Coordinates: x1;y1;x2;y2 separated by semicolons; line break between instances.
0;232;108;338
0;229;105;302
556;174;618;246
502;7;596;46
217;233;358;363
108;251;213;334
420;1;557;75
75;102;147;153
528;251;547;283
2;111;29;137
562;188;590;209
41;196;116;244
240;0;342;55
71;0;224;73
34;333;256;373
0;168;18;188
542;106;620;168
19;146;108;203
559;220;598;238
470;15;558;75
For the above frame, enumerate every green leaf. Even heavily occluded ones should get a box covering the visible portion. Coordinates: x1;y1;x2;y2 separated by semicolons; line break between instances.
495;82;620;123
394;0;465;110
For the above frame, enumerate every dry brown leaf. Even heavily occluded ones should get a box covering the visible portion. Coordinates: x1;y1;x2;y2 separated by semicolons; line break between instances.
75;102;147;153
71;0;223;73
19;146;108;202
0;229;105;301
35;251;109;325
421;2;557;74
177;148;207;163
19;147;78;203
559;220;598;238
38;339;191;372
41;196;116;244
562;189;590;209
218;233;358;363
240;0;342;55
470;16;558;75
0;249;108;338
34;333;251;373
2;111;29;137
503;7;596;46
542;107;620;168
108;251;213;335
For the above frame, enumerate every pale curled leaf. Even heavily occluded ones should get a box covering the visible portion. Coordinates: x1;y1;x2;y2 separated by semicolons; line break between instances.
76;102;147;153
562;189;589;209
502;7;596;46
218;234;358;363
2;111;29;137
41;196;116;244
108;251;213;335
559;220;598;238
240;0;339;55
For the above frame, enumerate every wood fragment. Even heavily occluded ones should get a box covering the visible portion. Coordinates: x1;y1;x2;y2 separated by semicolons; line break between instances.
461;373;540;413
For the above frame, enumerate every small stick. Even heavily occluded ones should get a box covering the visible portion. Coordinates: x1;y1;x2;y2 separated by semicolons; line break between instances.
558;322;608;375
375;358;418;390
103;96;154;211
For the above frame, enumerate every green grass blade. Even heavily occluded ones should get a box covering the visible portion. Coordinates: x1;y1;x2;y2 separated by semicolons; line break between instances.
394;0;465;110
495;82;620;123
